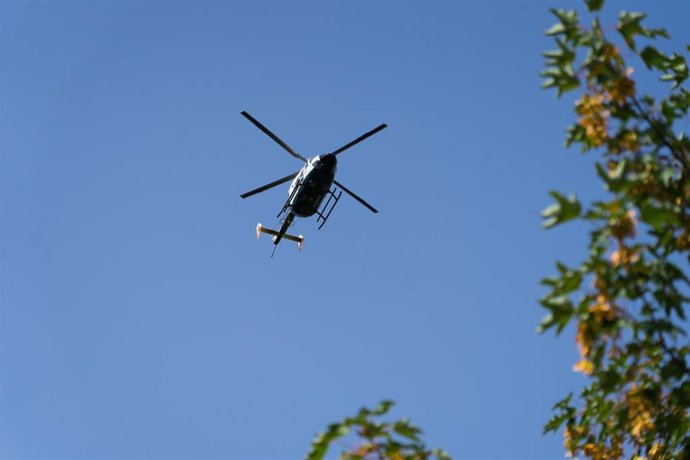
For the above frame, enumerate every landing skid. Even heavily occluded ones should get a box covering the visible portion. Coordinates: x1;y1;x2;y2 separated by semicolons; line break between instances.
316;187;342;229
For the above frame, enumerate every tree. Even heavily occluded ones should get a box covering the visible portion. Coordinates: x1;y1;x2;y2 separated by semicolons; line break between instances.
539;0;690;458
305;401;451;460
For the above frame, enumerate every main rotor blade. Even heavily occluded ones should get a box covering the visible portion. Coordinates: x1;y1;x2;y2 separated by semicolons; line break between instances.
334;180;378;213
330;123;387;156
241;111;307;162
241;172;298;199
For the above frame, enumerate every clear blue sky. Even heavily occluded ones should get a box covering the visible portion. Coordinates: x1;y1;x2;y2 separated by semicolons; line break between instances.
2;1;689;459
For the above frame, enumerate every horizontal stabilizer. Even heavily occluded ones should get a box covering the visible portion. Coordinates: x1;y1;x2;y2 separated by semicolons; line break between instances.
256;223;304;251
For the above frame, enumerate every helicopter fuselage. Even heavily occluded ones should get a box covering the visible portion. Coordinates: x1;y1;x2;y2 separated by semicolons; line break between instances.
287;153;337;217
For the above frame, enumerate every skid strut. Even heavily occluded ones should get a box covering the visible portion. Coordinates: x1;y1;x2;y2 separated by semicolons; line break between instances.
277;179;303;218
316;187;342;229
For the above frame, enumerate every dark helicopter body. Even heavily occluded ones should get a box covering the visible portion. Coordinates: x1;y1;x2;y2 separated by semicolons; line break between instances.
239;111;386;255
289;154;337;217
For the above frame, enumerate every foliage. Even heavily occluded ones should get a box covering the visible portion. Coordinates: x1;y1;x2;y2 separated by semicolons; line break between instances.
306;401;451;460
540;1;690;458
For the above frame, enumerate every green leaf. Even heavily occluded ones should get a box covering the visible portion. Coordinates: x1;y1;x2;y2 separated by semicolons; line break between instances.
545;23;566;36
661;359;686;381
354;400;394;422
542;49;563;60
371;400;394;416
544;394;575;434
565;124;587;150
542;263;583;298
432;449;453;460
639;202;678;229
595;161;631;193
663;90;690;123
547;9;582;42
538;294;575;334
305;423;350;460
392;419;422;441
617;11;647;50
543;411;570;434
585;0;604;12
661;53;689;88
598;369;621;393
640;46;668;70
659;166;676;186
541;78;556;89
542;40;576;67
540;65;580;97
618;11;670;52
647;27;670;40
541;191;582;229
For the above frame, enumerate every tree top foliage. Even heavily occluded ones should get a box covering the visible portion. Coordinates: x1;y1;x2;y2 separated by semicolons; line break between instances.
540;0;689;458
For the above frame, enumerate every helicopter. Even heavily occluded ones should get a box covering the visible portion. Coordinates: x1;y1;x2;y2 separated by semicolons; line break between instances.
239;111;387;254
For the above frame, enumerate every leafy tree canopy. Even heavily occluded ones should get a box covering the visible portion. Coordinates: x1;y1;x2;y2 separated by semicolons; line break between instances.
540;0;689;458
306;401;451;460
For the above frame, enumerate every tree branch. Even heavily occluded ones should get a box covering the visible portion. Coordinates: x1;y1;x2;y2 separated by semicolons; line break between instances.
632;96;690;178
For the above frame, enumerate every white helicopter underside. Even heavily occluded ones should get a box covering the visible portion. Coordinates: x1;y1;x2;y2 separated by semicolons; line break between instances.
288;156;320;196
